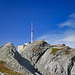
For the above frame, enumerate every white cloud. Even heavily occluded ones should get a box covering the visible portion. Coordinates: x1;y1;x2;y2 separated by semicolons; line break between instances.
69;13;75;18
61;35;75;42
36;13;75;48
36;30;75;48
37;34;63;44
58;13;75;28
58;19;75;28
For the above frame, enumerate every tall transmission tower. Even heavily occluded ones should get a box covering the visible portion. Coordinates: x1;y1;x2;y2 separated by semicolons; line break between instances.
31;22;33;43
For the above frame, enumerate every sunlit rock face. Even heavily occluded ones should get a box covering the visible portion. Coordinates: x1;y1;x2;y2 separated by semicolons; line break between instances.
20;40;75;75
20;40;51;65
0;43;32;75
0;40;75;75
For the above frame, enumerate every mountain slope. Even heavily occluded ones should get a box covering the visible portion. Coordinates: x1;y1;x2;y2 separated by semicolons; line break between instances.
20;40;51;65
0;43;32;75
0;61;25;75
20;40;75;75
0;40;75;75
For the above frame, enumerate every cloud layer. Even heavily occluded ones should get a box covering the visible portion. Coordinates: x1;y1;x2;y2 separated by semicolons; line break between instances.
58;13;75;28
37;13;75;48
69;13;75;18
36;30;75;48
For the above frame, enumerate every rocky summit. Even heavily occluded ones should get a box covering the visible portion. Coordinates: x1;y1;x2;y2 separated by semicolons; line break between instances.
0;40;75;75
0;43;32;75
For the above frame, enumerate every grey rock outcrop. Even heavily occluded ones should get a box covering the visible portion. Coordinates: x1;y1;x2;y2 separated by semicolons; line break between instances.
20;40;75;75
0;72;4;75
0;40;75;75
20;40;51;65
0;43;32;75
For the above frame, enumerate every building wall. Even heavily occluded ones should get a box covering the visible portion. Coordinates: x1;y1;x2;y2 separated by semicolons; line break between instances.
57;44;66;47
57;44;63;47
24;43;29;46
18;45;24;52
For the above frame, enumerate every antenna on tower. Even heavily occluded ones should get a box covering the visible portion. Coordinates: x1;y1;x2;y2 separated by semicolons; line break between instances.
31;21;33;43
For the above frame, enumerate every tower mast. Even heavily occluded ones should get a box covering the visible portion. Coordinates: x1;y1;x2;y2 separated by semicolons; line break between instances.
31;22;33;43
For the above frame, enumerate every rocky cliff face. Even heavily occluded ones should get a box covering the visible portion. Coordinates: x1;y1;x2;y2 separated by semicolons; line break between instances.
20;40;75;75
20;40;51;65
0;40;75;75
0;43;32;75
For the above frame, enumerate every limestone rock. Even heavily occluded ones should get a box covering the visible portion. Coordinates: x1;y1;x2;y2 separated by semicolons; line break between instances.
36;46;75;75
0;43;32;75
20;40;75;75
0;40;75;75
20;40;51;65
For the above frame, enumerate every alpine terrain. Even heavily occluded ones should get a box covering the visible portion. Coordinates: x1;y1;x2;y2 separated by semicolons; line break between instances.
0;40;75;75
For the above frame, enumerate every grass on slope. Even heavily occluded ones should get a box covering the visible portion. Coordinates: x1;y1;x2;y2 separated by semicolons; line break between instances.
0;61;25;75
50;48;71;55
64;50;71;55
50;48;62;55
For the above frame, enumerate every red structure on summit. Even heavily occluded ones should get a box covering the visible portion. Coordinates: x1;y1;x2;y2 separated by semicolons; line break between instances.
62;44;66;46
31;22;33;43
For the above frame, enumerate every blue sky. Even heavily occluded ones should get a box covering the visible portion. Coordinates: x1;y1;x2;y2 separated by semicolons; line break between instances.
0;0;75;50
